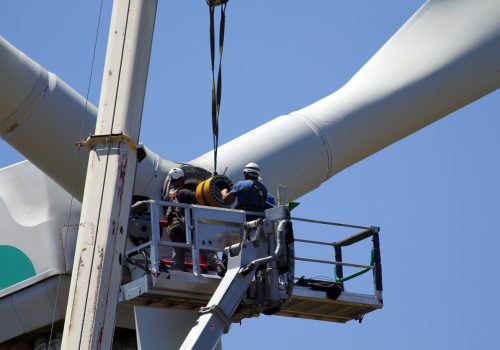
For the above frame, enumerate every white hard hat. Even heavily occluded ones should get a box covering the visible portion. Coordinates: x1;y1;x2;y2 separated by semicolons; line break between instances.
168;167;185;180
243;162;260;178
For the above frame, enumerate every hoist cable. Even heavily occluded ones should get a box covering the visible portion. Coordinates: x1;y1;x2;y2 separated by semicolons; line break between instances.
209;3;227;174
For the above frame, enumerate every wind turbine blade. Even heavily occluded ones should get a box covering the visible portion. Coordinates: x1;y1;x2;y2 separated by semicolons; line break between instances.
0;36;94;200
300;0;500;175
191;0;500;200
0;36;174;200
1;0;499;202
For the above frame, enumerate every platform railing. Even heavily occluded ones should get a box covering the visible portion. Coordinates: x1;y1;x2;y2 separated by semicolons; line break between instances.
126;200;195;274
126;200;248;276
291;216;383;300
125;201;382;300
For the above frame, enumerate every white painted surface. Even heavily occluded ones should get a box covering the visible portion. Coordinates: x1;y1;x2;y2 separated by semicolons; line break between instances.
62;0;158;348
0;36;176;203
190;0;500;200
0;161;80;282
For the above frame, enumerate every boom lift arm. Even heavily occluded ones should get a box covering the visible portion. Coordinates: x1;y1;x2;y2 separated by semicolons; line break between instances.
181;207;294;350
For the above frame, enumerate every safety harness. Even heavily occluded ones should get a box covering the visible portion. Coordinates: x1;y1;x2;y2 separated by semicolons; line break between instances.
237;180;266;212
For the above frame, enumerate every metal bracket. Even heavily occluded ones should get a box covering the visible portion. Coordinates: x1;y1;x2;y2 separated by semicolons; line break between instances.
199;305;232;333
76;132;137;151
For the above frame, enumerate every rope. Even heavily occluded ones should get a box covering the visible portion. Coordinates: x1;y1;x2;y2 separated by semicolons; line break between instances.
48;0;105;347
208;2;227;174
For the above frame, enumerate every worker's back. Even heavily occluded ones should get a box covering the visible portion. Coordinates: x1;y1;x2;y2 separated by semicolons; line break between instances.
233;179;268;212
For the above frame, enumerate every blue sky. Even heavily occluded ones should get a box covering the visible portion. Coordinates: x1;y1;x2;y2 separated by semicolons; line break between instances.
2;1;500;349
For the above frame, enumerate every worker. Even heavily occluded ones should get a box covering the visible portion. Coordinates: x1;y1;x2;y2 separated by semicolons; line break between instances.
216;162;268;276
221;162;268;219
163;167;196;271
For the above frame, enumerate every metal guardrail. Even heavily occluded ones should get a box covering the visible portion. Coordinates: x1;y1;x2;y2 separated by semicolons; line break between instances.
126;200;196;274
290;216;382;299
126;200;247;276
125;201;382;300
291;216;372;230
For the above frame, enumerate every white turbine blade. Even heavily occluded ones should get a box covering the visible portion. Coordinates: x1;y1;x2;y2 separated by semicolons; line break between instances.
300;0;500;175
0;36;173;200
0;36;95;200
191;0;500;200
1;0;499;202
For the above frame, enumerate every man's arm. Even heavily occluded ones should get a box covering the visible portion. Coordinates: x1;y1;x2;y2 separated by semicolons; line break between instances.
221;188;235;203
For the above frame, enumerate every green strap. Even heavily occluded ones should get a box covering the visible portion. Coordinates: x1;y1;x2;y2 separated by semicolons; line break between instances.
334;248;375;283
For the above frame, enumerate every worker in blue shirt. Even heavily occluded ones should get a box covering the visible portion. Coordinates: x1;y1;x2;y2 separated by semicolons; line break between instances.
221;162;268;216
217;162;268;276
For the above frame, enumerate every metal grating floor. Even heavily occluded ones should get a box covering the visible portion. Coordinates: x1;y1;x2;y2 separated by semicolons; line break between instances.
277;286;382;323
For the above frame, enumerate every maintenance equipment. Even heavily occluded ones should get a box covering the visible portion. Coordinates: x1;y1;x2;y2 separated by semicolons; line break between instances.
195;174;233;207
122;200;383;349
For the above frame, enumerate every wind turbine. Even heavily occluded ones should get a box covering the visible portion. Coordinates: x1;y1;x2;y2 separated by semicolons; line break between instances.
1;0;499;348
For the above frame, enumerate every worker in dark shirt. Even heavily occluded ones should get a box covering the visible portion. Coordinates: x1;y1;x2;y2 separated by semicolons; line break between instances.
164;167;196;271
221;162;268;219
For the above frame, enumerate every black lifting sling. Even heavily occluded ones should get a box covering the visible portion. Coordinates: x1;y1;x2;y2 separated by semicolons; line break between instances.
208;1;228;174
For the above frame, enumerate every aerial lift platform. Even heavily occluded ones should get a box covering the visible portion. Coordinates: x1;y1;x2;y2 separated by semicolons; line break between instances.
120;200;383;348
